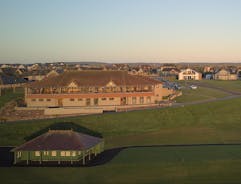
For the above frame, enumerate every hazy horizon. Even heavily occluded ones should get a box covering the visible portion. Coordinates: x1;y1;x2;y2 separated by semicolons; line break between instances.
1;0;241;64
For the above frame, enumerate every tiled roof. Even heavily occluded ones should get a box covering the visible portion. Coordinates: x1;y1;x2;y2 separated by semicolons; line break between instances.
12;130;103;151
28;70;161;88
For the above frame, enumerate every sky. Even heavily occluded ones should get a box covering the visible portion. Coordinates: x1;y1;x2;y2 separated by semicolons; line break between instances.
0;0;241;64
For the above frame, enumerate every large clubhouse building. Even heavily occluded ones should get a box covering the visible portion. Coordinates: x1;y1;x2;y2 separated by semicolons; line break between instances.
25;71;176;114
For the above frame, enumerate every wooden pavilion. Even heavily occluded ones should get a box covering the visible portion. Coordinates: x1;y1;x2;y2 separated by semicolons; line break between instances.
11;130;104;166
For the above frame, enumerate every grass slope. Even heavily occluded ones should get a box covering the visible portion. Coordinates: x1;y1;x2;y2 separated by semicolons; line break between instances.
1;97;241;148
175;86;228;103
190;80;241;93
1;83;241;183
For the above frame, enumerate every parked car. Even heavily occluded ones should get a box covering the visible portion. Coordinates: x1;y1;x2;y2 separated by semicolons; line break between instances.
190;85;198;89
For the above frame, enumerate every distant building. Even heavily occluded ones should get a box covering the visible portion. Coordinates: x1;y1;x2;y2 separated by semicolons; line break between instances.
24;74;46;81
18;65;25;69
214;69;238;80
204;73;214;80
160;68;180;81
203;66;215;73
178;68;202;80
0;64;10;69
11;130;104;165
45;70;62;78
0;74;26;85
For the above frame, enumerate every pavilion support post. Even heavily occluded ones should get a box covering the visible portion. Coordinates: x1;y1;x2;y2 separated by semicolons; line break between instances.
27;151;29;165
94;147;97;157
14;152;17;164
88;150;91;160
82;151;85;165
40;151;42;164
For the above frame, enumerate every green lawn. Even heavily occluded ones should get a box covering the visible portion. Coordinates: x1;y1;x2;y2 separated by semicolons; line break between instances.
0;88;24;109
1;83;241;183
1;96;241;149
175;86;228;103
189;80;241;93
1;146;241;184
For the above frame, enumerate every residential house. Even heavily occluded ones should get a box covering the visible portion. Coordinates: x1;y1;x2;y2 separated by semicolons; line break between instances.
178;68;202;80
214;69;238;80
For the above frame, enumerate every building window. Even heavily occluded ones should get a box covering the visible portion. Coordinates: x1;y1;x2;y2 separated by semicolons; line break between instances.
51;151;57;156
147;97;151;103
86;98;91;106
101;98;107;101
60;151;65;156
78;98;83;101
66;151;71;156
70;98;75;101
94;98;98;105
43;151;49;156
47;99;51;102
39;99;44;102
17;151;22;158
132;97;136;104
140;97;144;104
31;99;36;102
72;151;76;156
35;151;40;157
109;98;114;100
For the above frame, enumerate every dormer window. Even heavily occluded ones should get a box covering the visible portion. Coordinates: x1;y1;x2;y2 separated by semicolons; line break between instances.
106;80;116;87
68;81;78;88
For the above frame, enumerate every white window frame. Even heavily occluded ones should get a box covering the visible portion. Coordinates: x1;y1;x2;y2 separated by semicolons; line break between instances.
72;151;76;156
51;151;57;156
66;151;70;156
35;151;40;157
17;151;22;158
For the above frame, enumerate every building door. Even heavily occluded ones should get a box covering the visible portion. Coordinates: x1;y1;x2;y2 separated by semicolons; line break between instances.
58;99;63;107
120;97;127;105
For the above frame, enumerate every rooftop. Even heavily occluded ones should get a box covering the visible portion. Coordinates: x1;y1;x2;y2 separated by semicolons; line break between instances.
12;130;103;151
28;70;161;88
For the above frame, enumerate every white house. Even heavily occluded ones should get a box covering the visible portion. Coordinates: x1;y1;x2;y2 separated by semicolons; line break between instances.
178;68;202;80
